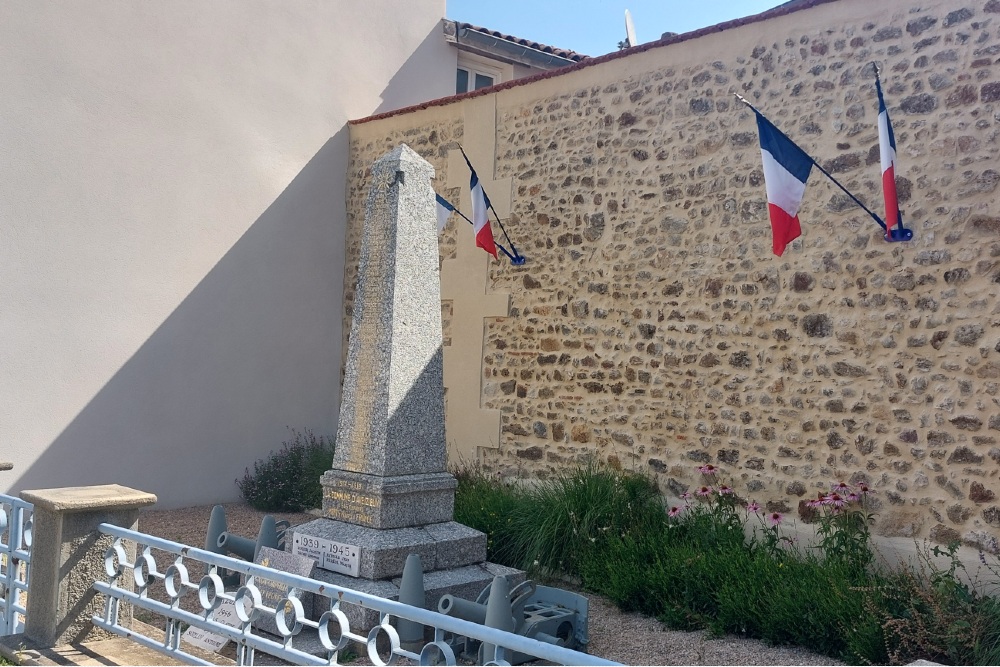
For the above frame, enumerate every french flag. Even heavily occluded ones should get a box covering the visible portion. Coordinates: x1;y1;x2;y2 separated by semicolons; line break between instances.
876;76;901;236
756;113;814;256
469;164;499;259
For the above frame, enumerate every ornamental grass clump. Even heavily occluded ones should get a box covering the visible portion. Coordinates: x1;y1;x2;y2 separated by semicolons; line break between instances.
452;463;531;565
508;462;665;576
453;462;664;576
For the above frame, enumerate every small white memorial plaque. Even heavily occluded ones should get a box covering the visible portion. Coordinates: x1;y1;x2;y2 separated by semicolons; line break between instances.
291;533;361;577
182;598;240;653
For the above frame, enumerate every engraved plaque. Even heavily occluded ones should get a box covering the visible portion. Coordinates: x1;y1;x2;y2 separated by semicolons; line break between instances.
252;546;318;635
291;533;361;577
182;598;240;652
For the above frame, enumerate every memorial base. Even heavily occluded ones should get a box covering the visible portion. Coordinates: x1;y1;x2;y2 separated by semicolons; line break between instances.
287;518;524;634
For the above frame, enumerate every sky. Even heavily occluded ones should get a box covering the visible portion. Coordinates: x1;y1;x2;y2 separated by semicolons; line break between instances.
445;0;790;57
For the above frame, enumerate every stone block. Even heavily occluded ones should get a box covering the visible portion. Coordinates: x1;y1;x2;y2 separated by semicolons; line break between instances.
20;485;157;648
321;470;457;530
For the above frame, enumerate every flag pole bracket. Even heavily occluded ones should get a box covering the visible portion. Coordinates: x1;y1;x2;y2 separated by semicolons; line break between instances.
886;226;913;242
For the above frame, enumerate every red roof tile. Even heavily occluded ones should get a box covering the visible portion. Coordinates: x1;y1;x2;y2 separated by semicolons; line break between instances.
455;22;589;62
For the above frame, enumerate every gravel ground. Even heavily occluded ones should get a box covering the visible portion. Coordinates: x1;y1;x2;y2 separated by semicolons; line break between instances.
138;503;843;666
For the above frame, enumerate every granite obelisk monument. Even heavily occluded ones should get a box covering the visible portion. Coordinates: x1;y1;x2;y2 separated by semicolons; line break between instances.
289;144;519;628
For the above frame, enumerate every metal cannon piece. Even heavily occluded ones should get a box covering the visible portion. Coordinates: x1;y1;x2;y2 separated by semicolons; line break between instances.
438;576;589;664
203;505;289;587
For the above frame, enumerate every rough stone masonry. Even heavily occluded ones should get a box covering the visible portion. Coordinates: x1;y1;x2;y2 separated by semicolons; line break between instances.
346;0;1000;552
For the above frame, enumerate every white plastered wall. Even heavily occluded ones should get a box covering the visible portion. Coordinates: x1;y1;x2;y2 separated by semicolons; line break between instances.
0;0;455;507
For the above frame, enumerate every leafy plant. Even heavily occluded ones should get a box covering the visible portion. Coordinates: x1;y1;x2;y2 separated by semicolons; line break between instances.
806;481;876;573
236;429;334;511
869;542;984;665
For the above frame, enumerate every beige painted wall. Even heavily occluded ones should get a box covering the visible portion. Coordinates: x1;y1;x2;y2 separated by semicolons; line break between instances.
0;0;455;507
347;0;1000;552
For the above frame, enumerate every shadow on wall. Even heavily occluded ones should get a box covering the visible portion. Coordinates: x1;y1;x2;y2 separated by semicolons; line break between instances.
371;22;455;117
10;129;350;509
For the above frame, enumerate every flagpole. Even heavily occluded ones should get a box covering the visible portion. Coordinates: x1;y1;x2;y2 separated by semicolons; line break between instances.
438;195;520;263
458;145;526;264
734;93;887;232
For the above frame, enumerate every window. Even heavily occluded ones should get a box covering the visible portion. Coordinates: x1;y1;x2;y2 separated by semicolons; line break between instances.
455;61;502;94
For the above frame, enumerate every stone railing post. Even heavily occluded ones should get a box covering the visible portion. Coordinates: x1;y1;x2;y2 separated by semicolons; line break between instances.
19;484;157;647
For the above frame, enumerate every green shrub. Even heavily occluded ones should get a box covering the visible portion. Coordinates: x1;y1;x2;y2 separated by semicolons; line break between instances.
236;429;334;511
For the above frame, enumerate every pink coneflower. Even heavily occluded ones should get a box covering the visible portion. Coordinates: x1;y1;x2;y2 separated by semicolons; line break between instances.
696;485;713;497
747;501;761;513
668;506;683;517
846;492;860;503
718;484;734;495
698;464;718;475
807;497;825;509
768;512;783;527
856;482;874;495
824;492;847;509
832;481;851;493
679;491;691;500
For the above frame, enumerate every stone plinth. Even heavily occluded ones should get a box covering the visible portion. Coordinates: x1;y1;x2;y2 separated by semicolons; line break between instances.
320;470;457;529
20;484;158;648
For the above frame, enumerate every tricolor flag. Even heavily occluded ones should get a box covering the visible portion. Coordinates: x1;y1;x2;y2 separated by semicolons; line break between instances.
435;193;454;234
469;165;499;259
876;75;901;237
458;152;499;259
756;113;814;256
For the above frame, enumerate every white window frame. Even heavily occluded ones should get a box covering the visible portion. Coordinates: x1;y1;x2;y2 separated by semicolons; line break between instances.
456;52;512;93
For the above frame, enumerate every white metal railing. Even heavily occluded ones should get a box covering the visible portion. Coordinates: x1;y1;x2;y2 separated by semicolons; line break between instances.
94;523;619;666
0;493;33;636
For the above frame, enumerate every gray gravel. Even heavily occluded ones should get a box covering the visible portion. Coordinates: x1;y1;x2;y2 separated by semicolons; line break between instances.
585;592;844;665
139;503;845;666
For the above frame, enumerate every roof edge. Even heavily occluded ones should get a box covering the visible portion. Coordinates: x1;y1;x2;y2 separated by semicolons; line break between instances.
351;0;841;126
455;26;581;70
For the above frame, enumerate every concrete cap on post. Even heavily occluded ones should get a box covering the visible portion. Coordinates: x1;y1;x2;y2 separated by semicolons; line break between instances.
20;484;157;648
20;484;158;511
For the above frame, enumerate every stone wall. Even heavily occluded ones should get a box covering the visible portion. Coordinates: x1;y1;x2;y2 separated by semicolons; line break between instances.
348;0;1000;550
